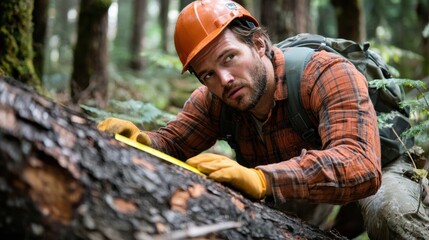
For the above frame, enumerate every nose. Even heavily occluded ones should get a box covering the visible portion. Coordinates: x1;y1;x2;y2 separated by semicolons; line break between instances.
218;69;233;86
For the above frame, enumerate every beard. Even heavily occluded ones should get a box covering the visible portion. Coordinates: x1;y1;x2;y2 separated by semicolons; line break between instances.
244;61;267;111
223;57;267;111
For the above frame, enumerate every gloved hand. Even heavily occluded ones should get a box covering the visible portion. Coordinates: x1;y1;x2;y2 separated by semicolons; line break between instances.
97;117;151;146
186;153;266;199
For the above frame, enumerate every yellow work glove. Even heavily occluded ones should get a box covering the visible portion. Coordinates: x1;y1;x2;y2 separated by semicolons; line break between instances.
186;153;266;200
97;117;151;146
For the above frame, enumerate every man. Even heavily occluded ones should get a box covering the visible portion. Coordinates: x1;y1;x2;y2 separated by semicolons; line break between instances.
98;1;428;239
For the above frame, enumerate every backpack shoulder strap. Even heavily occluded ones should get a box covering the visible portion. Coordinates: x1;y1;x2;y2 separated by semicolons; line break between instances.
284;47;321;146
219;104;246;164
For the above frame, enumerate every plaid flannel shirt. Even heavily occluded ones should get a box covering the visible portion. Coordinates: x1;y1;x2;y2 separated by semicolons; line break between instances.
147;47;381;204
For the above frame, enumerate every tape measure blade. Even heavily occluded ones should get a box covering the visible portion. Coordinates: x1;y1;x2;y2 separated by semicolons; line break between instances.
114;134;205;176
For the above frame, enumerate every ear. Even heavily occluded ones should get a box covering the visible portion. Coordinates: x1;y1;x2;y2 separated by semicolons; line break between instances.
253;36;266;57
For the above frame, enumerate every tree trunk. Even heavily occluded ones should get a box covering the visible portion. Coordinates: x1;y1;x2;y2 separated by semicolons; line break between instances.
0;0;41;90
159;0;170;53
0;76;347;240
32;0;49;79
260;0;280;42
330;0;365;42
56;0;77;66
417;0;429;78
286;0;311;35
129;0;148;70
261;0;310;43
70;0;112;107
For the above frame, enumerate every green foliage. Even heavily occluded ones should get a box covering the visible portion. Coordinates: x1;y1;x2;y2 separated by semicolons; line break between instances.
369;43;424;78
401;92;429;113
95;0;113;10
352;231;370;240
141;51;183;72
404;120;429;139
108;65;172;110
369;78;426;89
81;99;176;130
375;111;398;129
370;78;429;154
364;0;423;53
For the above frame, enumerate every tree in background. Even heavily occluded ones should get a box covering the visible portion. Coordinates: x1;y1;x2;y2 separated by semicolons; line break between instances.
364;0;429;79
331;0;366;42
260;0;311;42
32;0;49;79
70;0;112;107
13;0;426;106
0;0;41;90
416;0;429;77
159;0;170;53
129;0;148;70
56;0;78;69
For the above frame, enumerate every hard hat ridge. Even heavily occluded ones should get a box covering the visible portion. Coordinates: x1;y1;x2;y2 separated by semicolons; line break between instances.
174;0;259;74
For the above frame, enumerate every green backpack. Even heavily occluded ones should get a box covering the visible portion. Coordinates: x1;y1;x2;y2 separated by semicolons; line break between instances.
220;33;413;166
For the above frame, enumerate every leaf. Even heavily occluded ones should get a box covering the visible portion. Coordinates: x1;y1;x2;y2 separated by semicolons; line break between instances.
403;120;429;138
415;168;428;179
368;78;426;90
403;168;428;183
376;111;399;129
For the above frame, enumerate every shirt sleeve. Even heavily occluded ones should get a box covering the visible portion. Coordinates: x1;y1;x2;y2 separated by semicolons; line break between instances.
146;86;221;160
257;51;382;204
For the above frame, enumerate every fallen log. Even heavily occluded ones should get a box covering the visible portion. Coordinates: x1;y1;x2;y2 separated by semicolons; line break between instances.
0;77;346;239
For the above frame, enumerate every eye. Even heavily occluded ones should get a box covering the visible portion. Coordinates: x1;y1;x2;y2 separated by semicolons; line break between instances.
224;54;234;63
200;71;215;83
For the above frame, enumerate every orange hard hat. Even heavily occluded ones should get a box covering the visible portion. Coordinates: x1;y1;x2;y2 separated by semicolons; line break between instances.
174;0;259;73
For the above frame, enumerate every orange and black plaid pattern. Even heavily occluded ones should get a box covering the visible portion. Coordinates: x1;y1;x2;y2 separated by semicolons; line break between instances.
147;47;381;204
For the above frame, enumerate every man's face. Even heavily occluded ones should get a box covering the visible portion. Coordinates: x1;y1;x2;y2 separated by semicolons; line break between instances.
190;29;267;111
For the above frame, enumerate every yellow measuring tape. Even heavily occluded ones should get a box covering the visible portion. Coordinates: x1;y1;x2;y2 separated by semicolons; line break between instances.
115;134;205;176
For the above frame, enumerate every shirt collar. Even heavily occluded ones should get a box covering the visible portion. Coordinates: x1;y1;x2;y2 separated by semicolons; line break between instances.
272;47;288;101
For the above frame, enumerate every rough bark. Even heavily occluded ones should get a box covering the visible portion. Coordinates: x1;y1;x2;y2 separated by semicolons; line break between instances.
0;0;41;89
0;77;347;240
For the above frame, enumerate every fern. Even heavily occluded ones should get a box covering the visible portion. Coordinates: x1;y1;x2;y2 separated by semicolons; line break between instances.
81;99;176;129
369;78;426;90
401;92;429;114
370;78;429;157
376;111;398;129
403;120;429;139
